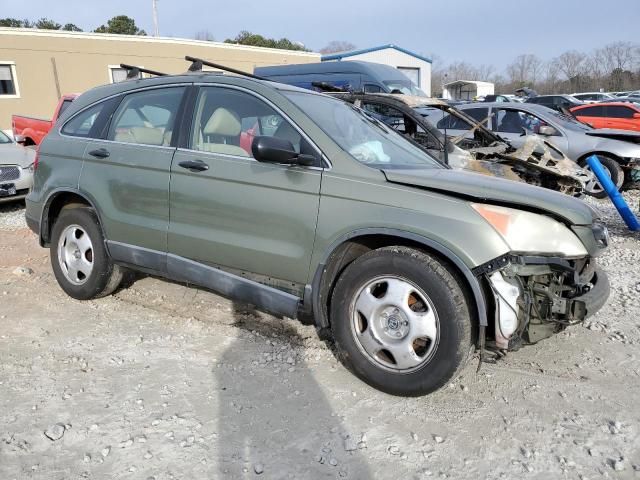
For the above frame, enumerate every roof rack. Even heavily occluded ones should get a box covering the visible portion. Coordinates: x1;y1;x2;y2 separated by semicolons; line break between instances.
185;56;267;80
120;63;167;80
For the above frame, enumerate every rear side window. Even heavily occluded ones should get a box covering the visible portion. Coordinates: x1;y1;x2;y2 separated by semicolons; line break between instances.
57;99;74;119
576;106;605;117
607;106;634;118
62;101;110;138
463;107;490;124
108;87;185;146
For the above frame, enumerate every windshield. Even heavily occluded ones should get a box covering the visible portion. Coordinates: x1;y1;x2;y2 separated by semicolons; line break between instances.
382;80;427;97
0;130;11;144
284;91;441;169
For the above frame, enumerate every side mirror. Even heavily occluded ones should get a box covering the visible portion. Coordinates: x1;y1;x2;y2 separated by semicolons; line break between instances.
538;125;558;136
251;136;315;167
633;112;640;119
14;134;26;145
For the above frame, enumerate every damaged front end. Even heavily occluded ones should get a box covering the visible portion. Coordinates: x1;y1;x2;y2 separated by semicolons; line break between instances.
477;253;610;352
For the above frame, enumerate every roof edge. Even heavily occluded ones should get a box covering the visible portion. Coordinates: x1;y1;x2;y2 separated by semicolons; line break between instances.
321;44;432;64
0;27;320;57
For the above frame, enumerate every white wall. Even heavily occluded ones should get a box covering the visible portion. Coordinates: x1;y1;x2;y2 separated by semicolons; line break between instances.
335;48;432;96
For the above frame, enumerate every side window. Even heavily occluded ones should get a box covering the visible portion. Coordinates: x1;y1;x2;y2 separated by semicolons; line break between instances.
108;87;185;146
577;106;604;117
191;87;317;161
62;100;113;138
606;106;634;118
363;84;383;93
362;103;407;132
494;109;525;133
463;108;490;124
57;99;74;119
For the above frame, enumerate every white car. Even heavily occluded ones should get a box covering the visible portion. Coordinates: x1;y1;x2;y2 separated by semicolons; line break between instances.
572;92;615;103
0;130;35;203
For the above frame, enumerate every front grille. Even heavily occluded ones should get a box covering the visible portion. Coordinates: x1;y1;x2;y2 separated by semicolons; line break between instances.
0;166;20;182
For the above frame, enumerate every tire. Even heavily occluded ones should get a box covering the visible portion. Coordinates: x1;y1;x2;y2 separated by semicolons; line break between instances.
581;154;624;199
50;207;123;300
330;246;473;397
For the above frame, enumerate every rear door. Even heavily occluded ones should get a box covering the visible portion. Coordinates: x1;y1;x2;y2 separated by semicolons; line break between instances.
168;85;323;290
604;105;639;131
80;85;187;266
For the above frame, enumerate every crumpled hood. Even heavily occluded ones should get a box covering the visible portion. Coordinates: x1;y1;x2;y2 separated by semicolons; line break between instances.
382;168;597;225
0;143;36;168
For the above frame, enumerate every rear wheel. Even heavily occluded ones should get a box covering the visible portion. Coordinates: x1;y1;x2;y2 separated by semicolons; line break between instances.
330;246;473;396
581;154;624;199
50;207;123;300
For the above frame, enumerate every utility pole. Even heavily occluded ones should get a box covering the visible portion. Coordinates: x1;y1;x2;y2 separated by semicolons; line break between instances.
152;0;159;37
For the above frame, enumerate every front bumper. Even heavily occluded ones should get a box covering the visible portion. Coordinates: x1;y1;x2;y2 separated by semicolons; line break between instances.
483;255;610;349
0;165;33;204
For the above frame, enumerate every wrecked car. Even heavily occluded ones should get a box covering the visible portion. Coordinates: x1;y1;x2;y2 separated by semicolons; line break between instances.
26;66;610;396
457;102;640;198
331;92;592;196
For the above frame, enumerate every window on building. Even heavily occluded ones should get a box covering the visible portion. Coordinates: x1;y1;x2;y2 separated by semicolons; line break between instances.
109;66;142;83
0;63;18;96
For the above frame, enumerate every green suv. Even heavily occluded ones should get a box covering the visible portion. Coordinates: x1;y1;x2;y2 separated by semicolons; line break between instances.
26;72;610;396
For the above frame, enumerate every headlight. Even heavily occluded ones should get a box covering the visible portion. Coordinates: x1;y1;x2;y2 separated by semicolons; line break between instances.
472;203;588;257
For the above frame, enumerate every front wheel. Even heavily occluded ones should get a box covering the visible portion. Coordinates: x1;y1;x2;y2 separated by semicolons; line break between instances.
50;207;123;300
330;246;473;397
581;155;624;199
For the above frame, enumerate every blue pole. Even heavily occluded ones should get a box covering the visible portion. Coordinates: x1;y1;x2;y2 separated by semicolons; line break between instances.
587;154;640;231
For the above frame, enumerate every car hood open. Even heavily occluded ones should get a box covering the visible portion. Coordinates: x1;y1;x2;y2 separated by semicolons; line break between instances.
382;168;596;225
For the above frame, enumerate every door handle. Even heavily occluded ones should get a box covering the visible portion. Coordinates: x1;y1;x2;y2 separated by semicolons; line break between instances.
88;148;110;159
178;159;209;172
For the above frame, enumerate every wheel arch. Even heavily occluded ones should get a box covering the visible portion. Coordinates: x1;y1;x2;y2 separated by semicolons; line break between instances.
40;188;105;247
309;228;488;331
577;151;624;165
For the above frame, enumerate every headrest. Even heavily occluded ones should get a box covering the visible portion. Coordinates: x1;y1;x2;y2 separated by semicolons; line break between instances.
204;108;242;136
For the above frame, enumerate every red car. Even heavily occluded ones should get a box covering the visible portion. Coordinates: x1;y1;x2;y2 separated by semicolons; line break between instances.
570;101;640;132
12;94;78;146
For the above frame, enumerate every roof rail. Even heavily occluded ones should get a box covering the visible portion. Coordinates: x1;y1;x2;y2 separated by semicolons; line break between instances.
184;56;267;80
119;63;167;80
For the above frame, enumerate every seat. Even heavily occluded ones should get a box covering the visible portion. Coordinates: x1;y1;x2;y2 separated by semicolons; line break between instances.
114;127;165;146
201;107;250;157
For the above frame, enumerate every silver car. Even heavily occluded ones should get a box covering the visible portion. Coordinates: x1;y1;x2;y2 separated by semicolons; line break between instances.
454;102;640;198
0;130;36;203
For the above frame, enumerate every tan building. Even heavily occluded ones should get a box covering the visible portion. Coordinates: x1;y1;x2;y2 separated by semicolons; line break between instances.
0;28;320;131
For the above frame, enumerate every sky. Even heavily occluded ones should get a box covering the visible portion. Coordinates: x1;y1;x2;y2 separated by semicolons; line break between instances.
2;0;639;72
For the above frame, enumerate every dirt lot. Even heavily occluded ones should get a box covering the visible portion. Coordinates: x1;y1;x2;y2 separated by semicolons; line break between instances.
1;195;639;480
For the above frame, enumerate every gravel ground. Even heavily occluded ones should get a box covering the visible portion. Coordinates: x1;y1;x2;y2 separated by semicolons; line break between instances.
0;193;639;479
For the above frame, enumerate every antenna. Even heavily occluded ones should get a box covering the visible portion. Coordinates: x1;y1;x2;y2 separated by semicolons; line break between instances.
185;56;267;80
152;0;159;37
120;64;167;79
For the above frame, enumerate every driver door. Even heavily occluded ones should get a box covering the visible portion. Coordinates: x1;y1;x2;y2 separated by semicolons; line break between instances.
168;86;323;291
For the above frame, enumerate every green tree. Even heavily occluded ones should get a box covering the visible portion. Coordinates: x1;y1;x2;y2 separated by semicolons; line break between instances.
0;18;26;27
35;18;62;30
94;15;146;35
224;31;307;51
62;23;83;32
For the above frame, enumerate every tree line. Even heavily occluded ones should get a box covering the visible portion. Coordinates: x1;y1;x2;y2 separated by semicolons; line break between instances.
0;15;146;35
432;41;640;96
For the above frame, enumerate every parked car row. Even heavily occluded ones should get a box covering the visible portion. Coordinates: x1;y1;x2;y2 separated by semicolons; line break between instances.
24;63;611;396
